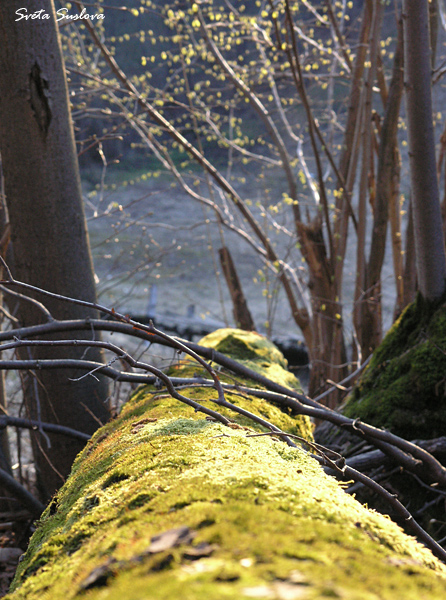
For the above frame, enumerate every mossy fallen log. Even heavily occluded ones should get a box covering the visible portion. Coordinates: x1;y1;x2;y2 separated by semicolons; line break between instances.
6;329;446;599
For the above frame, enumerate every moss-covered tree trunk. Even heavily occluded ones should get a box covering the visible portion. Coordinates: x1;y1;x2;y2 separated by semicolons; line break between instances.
5;330;446;600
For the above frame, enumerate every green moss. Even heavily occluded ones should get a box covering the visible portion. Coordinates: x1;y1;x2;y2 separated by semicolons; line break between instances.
344;297;446;439
160;328;312;441
199;328;301;391
8;417;446;599
6;329;446;599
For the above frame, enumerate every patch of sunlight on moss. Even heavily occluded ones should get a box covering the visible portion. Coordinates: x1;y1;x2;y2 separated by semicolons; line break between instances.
134;417;212;439
201;329;287;366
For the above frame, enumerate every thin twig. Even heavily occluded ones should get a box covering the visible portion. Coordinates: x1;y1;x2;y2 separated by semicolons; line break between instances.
0;284;54;322
0;257;228;410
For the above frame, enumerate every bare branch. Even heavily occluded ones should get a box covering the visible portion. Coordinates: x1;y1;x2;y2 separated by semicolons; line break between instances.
0;467;44;517
0;416;90;442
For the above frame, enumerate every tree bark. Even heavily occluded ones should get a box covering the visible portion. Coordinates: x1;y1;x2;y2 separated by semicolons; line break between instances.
297;217;346;404
0;0;110;499
402;198;417;308
403;0;446;302
218;247;256;331
334;0;371;284
353;0;384;358
357;14;404;356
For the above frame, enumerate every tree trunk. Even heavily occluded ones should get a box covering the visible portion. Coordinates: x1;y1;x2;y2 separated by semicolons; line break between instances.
403;0;446;302
402;198;417;308
218;247;255;331
353;0;384;359
297;218;346;404
358;14;404;357
334;0;372;285
0;0;110;499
